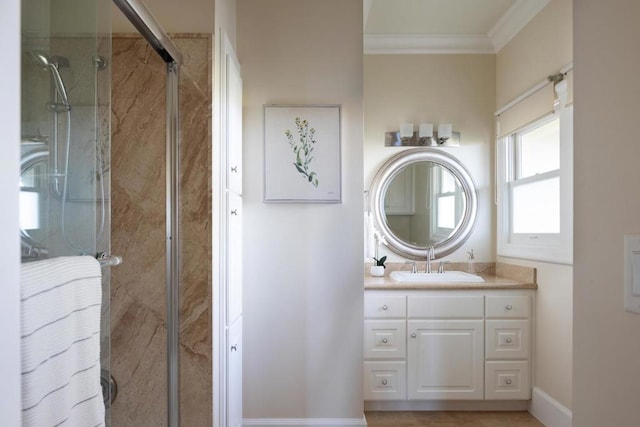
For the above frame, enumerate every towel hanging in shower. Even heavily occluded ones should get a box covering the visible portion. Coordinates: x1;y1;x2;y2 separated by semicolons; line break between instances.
20;256;105;427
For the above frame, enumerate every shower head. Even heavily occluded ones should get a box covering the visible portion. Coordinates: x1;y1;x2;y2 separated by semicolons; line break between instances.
31;51;52;68
30;51;71;108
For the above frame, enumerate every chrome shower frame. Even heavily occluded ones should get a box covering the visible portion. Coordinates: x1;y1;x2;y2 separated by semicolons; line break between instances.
112;1;182;425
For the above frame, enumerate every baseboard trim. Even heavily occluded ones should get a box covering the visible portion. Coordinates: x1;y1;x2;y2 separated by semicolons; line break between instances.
364;400;528;411
528;387;572;427
243;415;368;427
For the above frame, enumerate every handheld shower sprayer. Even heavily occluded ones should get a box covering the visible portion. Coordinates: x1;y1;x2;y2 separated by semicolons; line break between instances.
30;51;71;109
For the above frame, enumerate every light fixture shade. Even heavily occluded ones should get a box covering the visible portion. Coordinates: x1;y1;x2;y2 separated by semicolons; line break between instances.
438;123;452;140
419;123;433;138
400;123;414;138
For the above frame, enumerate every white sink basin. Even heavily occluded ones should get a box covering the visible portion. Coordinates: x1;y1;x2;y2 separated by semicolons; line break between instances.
389;270;485;283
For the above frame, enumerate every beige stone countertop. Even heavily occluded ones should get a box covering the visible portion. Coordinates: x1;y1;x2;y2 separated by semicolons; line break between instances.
364;262;537;290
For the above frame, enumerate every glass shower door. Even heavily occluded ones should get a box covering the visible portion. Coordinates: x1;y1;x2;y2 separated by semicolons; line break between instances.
20;0;113;423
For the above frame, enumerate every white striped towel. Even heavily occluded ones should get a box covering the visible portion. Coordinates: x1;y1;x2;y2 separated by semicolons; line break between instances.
21;256;105;427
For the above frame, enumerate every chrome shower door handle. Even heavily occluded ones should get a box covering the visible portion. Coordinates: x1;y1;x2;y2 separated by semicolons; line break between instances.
96;252;123;267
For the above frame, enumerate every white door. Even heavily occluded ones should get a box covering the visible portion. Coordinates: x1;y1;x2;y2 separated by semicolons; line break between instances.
227;318;243;427
217;30;243;427
227;191;242;324
407;320;484;400
226;42;243;195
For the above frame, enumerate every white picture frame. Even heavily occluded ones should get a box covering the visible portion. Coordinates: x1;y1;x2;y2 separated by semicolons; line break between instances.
264;104;341;203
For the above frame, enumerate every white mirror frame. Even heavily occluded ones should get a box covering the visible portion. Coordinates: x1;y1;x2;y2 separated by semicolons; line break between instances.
369;148;478;259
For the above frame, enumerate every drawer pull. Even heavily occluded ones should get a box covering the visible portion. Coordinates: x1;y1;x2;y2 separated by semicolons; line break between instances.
505;305;513;310
231;209;238;216
381;379;388;386
410;333;417;338
381;338;388;344
505;379;512;385
231;166;238;173
382;304;388;310
505;337;513;344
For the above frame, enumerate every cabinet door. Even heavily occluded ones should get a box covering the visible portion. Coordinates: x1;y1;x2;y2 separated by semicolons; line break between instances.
227;192;242;324
485;360;530;400
226;47;243;195
227;317;242;427
363;361;406;400
384;166;414;215
364;320;406;359
364;294;406;318
407;320;484;400
485;319;530;360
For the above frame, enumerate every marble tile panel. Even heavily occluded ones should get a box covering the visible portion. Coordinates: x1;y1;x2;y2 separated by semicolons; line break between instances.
110;282;167;427
111;34;211;426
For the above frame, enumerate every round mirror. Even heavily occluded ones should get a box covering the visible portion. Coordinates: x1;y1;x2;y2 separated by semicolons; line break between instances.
20;147;49;258
370;148;477;259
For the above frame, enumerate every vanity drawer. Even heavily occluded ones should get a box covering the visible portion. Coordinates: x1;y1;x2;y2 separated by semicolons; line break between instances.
363;361;407;400
364;294;406;318
485;295;530;318
408;295;484;318
364;320;406;359
485;320;530;360
485;361;530;400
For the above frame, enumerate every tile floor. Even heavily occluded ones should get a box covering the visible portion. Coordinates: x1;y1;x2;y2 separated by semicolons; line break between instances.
364;411;545;426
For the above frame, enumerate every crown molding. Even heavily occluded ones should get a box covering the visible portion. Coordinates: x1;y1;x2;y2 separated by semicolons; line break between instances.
488;0;550;52
364;0;550;55
364;34;495;55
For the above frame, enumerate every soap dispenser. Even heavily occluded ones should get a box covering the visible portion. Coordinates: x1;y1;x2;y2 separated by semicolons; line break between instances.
467;249;475;274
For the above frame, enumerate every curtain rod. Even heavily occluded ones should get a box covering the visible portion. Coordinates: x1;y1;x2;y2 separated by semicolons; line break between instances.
495;62;573;117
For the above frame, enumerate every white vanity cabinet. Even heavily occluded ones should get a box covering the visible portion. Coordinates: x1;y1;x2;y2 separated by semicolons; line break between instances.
363;294;407;400
484;295;532;400
364;289;534;405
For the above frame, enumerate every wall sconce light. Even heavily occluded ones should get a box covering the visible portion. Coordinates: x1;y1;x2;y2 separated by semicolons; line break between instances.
419;123;434;146
400;123;414;143
437;123;452;145
384;122;460;147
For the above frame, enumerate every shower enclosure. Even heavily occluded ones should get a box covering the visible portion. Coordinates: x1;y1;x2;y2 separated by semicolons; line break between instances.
19;0;196;425
20;0;114;422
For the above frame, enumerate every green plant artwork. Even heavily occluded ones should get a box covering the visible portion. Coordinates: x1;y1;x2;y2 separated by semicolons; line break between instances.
285;117;319;187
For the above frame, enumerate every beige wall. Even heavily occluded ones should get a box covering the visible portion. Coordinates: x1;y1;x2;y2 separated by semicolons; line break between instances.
0;0;21;423
496;0;573;411
364;54;496;263
496;0;572;106
215;0;236;48
238;0;364;421
574;1;640;425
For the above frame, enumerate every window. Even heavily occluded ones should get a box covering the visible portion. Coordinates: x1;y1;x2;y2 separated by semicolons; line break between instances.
497;107;573;264
431;165;464;240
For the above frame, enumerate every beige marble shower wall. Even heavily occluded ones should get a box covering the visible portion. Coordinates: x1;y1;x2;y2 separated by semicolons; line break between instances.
110;34;212;426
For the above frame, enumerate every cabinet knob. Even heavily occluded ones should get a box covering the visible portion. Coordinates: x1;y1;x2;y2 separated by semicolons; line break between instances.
381;379;388;386
505;379;512;385
382;304;388;311
505;305;513;310
505;338;512;344
381;338;388;344
231;344;238;352
410;333;417;338
231;209;238;216
231;166;238;173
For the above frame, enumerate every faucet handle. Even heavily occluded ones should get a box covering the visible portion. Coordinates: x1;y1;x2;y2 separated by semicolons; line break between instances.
405;260;417;273
438;260;451;274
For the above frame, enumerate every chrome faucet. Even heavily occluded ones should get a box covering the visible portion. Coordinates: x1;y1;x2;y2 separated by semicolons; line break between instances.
425;245;435;273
